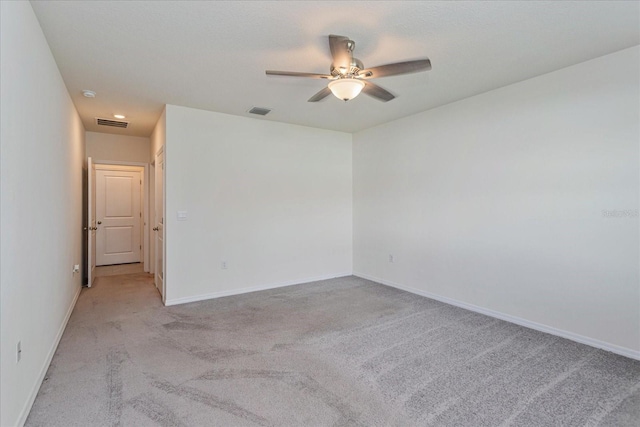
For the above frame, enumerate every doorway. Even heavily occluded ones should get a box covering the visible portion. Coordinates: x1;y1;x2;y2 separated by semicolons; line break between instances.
153;147;165;302
86;160;150;287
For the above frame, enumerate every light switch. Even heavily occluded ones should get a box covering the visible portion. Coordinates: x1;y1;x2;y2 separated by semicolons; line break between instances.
177;211;188;221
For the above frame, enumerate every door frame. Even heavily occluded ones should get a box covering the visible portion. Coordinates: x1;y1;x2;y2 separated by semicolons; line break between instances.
87;157;96;286
153;146;166;303
91;160;150;273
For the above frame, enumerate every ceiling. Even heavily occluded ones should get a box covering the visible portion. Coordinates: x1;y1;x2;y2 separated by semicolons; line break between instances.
31;1;639;137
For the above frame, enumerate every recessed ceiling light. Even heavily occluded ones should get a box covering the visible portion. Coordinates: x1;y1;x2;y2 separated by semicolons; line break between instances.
82;90;96;98
113;114;126;119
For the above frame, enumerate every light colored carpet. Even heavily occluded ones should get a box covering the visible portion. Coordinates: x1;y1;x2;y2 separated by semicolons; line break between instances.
26;274;640;426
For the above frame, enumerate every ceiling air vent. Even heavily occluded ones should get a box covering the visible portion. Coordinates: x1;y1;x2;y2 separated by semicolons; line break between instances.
248;107;271;116
95;117;129;128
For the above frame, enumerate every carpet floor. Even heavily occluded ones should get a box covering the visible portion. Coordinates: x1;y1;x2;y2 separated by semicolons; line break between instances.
26;274;640;426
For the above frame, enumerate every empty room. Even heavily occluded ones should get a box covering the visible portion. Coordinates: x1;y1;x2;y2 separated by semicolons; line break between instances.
1;1;639;426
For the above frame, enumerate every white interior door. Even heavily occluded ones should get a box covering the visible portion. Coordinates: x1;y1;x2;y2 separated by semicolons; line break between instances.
87;158;97;286
154;150;164;299
96;168;142;265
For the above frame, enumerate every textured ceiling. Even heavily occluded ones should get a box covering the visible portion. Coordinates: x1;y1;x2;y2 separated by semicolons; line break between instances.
31;1;640;137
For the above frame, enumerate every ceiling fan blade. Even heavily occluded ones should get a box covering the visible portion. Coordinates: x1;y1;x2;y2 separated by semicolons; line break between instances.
362;81;395;102
328;34;349;58
266;70;333;79
360;59;431;78
307;86;332;102
328;34;351;70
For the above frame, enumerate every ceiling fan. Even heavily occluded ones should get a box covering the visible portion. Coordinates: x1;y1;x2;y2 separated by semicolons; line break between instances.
266;34;431;103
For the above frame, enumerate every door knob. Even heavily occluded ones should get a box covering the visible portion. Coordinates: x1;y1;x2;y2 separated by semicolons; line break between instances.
153;227;159;231
97;221;102;225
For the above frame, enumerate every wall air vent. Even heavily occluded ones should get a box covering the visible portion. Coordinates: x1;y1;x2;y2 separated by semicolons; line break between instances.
95;117;129;128
248;107;271;116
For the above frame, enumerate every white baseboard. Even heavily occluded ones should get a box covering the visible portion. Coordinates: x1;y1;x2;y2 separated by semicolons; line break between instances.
164;272;353;306
17;284;82;427
354;272;640;361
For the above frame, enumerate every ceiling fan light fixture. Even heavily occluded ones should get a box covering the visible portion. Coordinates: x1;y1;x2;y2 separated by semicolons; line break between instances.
328;78;365;101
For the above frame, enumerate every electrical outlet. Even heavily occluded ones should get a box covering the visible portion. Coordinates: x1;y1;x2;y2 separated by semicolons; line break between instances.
221;261;228;270
17;341;22;363
389;254;394;263
73;264;80;273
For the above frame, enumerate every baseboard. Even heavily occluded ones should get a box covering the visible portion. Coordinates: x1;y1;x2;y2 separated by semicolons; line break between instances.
164;272;353;306
354;272;640;361
16;284;82;427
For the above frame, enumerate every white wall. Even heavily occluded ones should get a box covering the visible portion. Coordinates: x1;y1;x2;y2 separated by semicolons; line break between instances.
86;131;151;163
353;46;640;356
1;2;85;426
164;105;352;304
